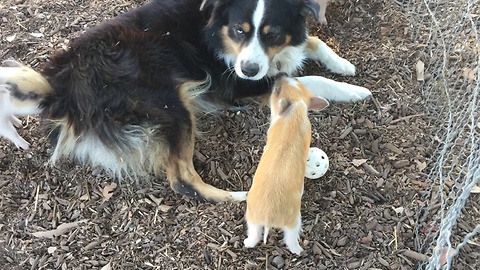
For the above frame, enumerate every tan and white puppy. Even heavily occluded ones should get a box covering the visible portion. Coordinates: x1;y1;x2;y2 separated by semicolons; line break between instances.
244;74;329;254
0;60;52;149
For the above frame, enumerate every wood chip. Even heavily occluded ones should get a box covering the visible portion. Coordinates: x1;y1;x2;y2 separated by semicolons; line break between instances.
403;250;429;261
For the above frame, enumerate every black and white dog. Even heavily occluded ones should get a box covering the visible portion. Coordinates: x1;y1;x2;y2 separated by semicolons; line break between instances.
0;0;371;202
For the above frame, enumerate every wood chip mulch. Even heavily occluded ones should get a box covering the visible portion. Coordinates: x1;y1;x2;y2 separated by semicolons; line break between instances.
1;0;479;269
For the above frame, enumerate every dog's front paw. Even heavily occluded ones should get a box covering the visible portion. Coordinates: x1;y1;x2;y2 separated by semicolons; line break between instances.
346;85;372;102
328;57;356;76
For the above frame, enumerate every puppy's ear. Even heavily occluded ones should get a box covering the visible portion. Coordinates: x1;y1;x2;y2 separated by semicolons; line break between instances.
308;96;329;111
279;99;292;115
301;0;320;21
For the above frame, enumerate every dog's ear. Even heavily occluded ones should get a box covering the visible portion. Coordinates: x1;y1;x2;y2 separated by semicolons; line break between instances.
308;96;329;111
301;0;320;21
200;0;213;11
204;0;233;24
201;0;232;11
278;99;292;115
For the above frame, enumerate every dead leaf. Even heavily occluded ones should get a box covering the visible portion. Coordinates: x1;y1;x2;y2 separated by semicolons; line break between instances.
159;204;172;212
440;246;456;266
361;235;373;244
414;160;427;172
462;67;477;82
79;194;89;201
352;159;368;167
29;32;44;38
467;240;480;247
101;262;112;270
47;246;57;254
32;219;88;238
471;185;480;194
102;182;117;202
392;206;404;214
6;34;16;42
380;26;389;37
416;60;425;81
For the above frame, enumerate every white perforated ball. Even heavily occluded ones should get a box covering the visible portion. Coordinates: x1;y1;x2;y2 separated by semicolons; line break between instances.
305;147;329;179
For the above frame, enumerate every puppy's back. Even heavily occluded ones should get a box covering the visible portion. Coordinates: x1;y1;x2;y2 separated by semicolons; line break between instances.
246;77;315;229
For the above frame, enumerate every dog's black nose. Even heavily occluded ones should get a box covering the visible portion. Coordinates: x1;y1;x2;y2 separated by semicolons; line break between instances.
240;62;260;77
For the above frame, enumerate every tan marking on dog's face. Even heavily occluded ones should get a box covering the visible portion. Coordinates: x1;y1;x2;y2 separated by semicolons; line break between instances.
242;22;251;33
262;25;271;35
221;26;245;57
266;35;292;60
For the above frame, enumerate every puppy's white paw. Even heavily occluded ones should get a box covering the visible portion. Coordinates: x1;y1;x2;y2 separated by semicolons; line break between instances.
328;57;356;76
243;237;258;248
287;244;304;255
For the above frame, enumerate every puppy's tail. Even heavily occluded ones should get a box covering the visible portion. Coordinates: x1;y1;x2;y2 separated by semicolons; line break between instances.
263;226;270;244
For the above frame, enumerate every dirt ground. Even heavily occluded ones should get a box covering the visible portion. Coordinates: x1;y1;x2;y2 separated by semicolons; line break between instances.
1;0;479;269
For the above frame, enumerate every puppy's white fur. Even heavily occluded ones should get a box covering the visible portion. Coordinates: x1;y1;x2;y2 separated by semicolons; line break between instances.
0;86;30;149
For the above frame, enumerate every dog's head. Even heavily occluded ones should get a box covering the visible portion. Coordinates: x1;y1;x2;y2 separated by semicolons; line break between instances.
203;0;319;80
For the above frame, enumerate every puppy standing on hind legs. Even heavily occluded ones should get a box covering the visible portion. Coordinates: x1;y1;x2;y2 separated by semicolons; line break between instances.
244;74;329;255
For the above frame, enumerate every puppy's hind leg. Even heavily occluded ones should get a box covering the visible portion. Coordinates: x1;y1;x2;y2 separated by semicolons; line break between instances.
283;215;303;255
305;36;356;76
165;134;247;203
244;223;263;248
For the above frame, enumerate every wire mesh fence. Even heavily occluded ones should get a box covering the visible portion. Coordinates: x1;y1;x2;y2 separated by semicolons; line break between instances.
402;0;480;269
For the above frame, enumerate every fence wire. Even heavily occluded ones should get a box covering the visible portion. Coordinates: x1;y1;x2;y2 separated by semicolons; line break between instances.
403;0;480;269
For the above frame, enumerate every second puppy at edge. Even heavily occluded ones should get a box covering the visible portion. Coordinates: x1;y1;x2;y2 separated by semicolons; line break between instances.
244;74;329;255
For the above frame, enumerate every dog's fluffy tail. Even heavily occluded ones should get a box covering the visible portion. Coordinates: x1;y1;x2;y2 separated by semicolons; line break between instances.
0;60;52;148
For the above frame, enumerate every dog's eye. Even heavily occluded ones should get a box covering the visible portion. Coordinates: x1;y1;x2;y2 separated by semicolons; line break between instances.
265;27;282;41
233;25;244;36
